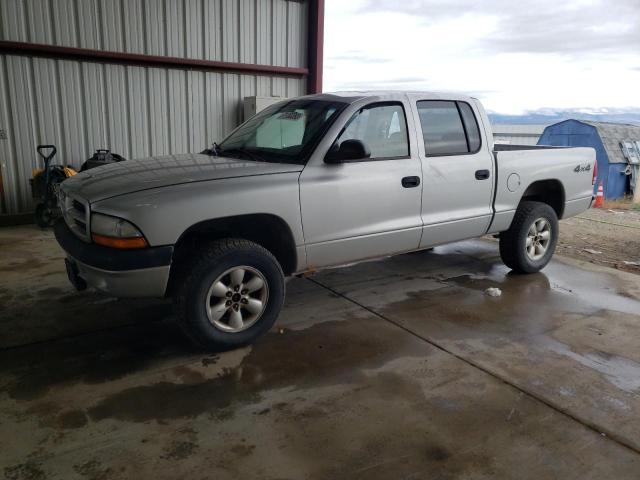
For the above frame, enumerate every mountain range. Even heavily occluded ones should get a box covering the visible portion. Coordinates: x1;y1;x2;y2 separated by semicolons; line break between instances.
488;109;640;125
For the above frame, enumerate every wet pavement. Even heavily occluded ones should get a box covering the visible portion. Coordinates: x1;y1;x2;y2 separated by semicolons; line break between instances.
1;225;640;479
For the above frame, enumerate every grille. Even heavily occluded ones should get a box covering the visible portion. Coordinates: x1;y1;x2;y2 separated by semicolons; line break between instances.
59;189;90;242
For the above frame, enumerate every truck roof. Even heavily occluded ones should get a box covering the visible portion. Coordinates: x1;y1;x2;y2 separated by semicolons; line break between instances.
304;91;477;104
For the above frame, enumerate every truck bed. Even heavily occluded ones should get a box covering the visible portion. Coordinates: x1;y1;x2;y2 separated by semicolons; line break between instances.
488;145;596;234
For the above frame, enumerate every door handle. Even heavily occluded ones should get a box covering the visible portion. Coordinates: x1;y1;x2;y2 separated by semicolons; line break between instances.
401;176;421;188
475;169;490;180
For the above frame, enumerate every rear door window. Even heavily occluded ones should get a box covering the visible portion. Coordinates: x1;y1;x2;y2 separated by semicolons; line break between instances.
458;102;481;152
416;100;482;155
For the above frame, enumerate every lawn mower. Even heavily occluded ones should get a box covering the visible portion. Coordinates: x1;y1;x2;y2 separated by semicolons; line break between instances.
30;145;77;228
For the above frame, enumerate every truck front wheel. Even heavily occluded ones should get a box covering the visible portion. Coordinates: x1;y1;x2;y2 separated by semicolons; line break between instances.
174;238;285;350
499;201;559;273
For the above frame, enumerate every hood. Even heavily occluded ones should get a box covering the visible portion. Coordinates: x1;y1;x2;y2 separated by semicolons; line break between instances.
62;153;304;202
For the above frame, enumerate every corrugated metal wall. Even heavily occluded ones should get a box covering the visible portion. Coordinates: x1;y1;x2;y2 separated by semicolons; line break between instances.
0;0;308;214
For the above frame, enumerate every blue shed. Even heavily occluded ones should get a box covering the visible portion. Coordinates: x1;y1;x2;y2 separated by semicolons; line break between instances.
538;120;640;199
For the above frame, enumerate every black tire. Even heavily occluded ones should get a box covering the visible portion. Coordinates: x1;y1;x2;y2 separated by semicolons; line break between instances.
174;238;285;350
34;203;56;228
499;201;559;273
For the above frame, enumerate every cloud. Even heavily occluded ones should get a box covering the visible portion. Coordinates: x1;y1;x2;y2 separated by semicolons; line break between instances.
358;0;640;55
327;52;394;64
334;76;434;91
324;0;640;114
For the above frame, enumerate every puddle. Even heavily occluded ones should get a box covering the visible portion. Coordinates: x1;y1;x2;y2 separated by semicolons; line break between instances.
542;337;640;394
87;316;426;423
2;319;188;401
440;258;640;319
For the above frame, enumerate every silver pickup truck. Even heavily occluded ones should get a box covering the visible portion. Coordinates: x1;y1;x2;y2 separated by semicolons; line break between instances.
55;91;596;349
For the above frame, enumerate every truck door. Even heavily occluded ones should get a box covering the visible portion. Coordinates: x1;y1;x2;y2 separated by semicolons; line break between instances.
411;98;494;247
299;100;423;268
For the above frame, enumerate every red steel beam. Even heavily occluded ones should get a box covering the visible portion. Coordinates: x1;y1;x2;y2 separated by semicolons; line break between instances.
0;41;309;78
307;0;325;94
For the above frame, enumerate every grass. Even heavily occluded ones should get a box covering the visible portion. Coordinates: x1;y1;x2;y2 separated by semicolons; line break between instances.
601;196;635;211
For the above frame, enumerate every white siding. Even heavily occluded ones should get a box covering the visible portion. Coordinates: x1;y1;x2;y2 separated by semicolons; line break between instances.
492;124;549;146
0;0;308;214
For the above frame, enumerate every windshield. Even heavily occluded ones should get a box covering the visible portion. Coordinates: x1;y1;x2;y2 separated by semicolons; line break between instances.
217;99;347;164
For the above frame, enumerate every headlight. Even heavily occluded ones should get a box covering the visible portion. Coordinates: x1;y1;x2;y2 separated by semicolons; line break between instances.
90;213;147;249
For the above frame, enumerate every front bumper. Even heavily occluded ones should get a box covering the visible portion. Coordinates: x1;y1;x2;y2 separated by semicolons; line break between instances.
54;220;173;298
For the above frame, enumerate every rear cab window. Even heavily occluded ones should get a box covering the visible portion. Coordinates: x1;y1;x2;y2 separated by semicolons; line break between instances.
416;100;482;156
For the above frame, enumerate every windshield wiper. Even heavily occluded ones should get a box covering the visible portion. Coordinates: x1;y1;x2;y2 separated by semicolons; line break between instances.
218;147;266;162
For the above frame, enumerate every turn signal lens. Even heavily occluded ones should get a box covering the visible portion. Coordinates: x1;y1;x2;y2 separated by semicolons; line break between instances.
92;234;148;249
90;213;148;249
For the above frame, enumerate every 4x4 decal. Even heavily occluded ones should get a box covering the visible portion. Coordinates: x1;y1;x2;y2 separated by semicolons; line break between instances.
574;163;591;173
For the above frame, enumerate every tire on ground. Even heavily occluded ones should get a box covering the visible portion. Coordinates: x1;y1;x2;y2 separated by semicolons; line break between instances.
34;203;55;228
174;238;285;350
499;200;559;274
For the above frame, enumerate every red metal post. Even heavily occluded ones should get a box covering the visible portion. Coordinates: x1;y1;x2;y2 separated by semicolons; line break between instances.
307;0;325;94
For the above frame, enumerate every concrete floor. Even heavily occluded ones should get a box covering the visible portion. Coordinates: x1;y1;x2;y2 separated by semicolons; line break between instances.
1;226;640;479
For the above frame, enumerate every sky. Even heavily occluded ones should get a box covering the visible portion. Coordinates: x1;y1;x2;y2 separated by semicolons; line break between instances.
323;0;640;115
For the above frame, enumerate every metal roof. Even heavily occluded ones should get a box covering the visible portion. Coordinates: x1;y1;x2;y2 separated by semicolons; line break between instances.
581;121;640;164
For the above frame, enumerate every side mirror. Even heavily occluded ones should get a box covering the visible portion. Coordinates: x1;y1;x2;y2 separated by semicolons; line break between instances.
325;139;371;164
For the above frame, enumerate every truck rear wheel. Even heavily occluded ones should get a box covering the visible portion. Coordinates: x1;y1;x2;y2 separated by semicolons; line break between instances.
499;201;559;273
174;238;285;350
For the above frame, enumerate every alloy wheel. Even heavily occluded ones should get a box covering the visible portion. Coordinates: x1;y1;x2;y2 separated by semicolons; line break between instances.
205;266;269;332
525;217;552;261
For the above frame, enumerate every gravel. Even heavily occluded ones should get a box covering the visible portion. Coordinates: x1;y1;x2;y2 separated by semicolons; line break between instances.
557;206;640;275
